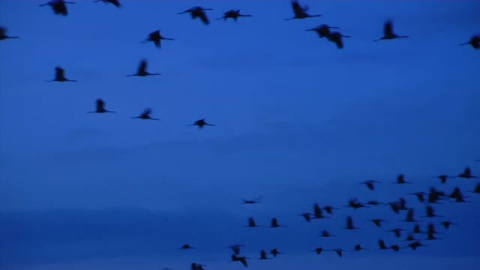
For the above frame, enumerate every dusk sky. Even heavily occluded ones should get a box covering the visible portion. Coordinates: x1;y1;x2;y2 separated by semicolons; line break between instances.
0;0;479;269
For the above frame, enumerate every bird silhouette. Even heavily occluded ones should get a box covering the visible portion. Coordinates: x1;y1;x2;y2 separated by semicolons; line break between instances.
367;200;386;206
132;108;160;120
89;99;115;113
407;241;426;251
40;0;74;16
440;221;456;229
307;24;338;38
231;255;248;267
191;263;205;270
311;247;324;255
270;248;284;257
457;167;477;179
390;245;401;252
332;248;344;257
425;205;440;218
230;244;244;255
460;35;480;49
371;219;386;228
404;208;417;222
411;192;426;203
246;217;261;228
361;180;380;191
345;216;357;230
323;205;336;214
179;6;212;25
0;27;19;40
353;244;367;251
394;174;411;184
181;244;195;250
326;32;351;49
374;20;408;41
413;224;423;234
143;30;174;48
472;183;480;194
347;199;367;210
286;0;321;20
270;218;285;228
436;175;455;184
127;60;160;77
190;119;215;129
389;228;405;238
94;0;120;8
300;212;312;222
242;196;262;204
259;250;269;260
313;203;326;219
449;187;467;203
378;240;389;250
320;230;335;238
217;10;252;21
47;66;77;82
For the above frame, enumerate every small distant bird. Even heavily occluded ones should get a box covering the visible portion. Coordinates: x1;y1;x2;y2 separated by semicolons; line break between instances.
181;244;195;250
374;20;408;41
371;219;386;228
378;240;388;250
217;10;252;21
178;6;212;25
333;248;344;257
127;59;160;77
0;27;19;40
242;196;262;204
408;241;426;251
270;248;284;257
457;167;477;179
413;224;422;234
389;228;404;238
440;221;456;229
436;175;455;184
313;203;326;219
326;32;351;49
354;244;366;251
460;35;480;49
347;199;367;210
259;250;269;260
345;216;357;230
395;174;410;184
307;24;338;38
230;244;244;255
286;0;321;20
428;187;446;204
449;187;467;203
361;180;380;191
94;0;121;8
40;0;74;16
425;205;440;218
144;30;174;48
321;230;334;238
89;99;115;113
404;208;417;222
247;217;260;228
312;247;324;255
472;183;480;194
390;245;401;252
270;218;284;228
190;119;215;129
231;255;248;267
132;108;160;120
411;192;426;203
47;66;77;82
300;212;311;222
405;234;416;241
366;200;385;206
323;205;336;214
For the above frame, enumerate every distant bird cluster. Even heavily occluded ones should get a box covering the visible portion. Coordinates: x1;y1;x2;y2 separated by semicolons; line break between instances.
1;0;479;269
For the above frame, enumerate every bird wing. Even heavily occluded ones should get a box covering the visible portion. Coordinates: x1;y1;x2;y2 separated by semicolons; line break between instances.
96;99;105;111
384;20;394;36
138;60;147;73
55;67;65;80
141;108;152;117
198;11;210;24
291;0;304;16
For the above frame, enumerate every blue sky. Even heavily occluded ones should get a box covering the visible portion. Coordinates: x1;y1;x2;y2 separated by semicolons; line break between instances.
0;0;479;269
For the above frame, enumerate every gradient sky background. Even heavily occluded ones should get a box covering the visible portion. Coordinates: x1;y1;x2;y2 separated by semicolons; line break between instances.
1;0;480;269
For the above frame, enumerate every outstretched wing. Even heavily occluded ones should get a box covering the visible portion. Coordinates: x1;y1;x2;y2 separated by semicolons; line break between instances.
384;20;394;36
198;10;210;25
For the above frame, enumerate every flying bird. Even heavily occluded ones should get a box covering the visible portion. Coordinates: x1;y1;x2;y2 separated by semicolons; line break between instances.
179;6;212;25
132;108;160;120
389;228;405;238
323;205;336;214
231;255;248;267
143;30;174;48
47;66;77;82
460;35;480;49
311;247;324;255
457;167;477;179
425;205;440;218
40;0;74;16
408;241;426;251
333;248;344;257
300;212;312;222
374;20;408;41
247;217;260;228
436;175;455;184
345;216;357;230
361;180;380;191
440;221;456;229
270;218;284;228
307;24;338;38
371;219;386;228
89;99;115;113
190;119;215;129
320;230;334;238
326;32;351;49
411;192;426;203
242;196;262;204
259;250;269;260
287;0;321;20
127;59;160;77
0;27;19;40
181;244;195;250
394;174;411;184
270;248;284;257
94;0;121;8
354;244;367;251
404;208;417;222
230;244;244;255
313;203;326;219
217;10;252;21
378;240;388;250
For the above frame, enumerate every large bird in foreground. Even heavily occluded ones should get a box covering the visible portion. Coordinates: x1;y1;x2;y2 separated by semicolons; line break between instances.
460;35;480;49
286;0;321;20
144;30;174;48
178;6;212;25
374;20;408;41
47;66;77;82
40;0;74;16
89;99;115;113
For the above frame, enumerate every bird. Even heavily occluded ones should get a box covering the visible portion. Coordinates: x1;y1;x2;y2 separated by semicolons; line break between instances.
449;187;467;203
345;216;357;230
404;208;417;222
270;248;284;257
307;24;339;38
47;66;77;82
181;244;195;250
425;205;440;218
300;212;312;222
440;221;456;229
472;183;480;194
0;27;19;40
374;20;408;41
127;60;160;77
367;200;386;206
413;224;422;234
270;218;284;228
436;175;455;184
312;247;324;255
390;245;401;252
286;0;321;20
457;167;477;179
191;263;206;270
371;219;386;228
231;255;248;267
242;196;262;204
143;30;174;49
247;217;260;228
89;99;115;113
460;35;480;49
178;6;212;25
323;205;336;214
347;199;367;210
39;0;74;16
353;244;366;251
326;32;351;49
217;10;252;21
411;192;426;203
313;203;326;219
230;244;244;255
378;240;389;250
361;180;380;191
132;108;160;120
320;230;334;238
94;0;121;8
259;250;269;260
389;228;404;238
333;248;344;257
190;119;215;129
394;174;411;184
408;241;426;251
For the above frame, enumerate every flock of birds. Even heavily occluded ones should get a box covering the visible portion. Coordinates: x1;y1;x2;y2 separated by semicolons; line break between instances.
1;1;479;269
